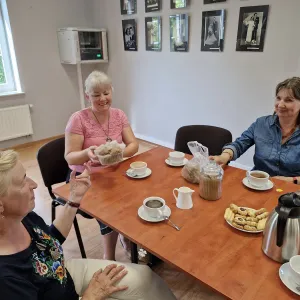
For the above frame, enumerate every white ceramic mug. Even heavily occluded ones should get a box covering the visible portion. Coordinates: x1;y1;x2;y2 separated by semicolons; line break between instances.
143;197;165;218
169;151;185;165
246;170;269;187
130;161;147;176
290;255;300;285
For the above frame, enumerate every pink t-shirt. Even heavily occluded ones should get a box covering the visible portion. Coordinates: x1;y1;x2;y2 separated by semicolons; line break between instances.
65;107;129;173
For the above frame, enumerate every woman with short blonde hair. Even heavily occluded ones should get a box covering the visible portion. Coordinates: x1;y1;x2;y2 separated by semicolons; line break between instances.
0;150;176;300
65;70;139;260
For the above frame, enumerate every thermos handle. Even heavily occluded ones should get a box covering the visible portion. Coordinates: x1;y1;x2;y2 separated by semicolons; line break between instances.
277;206;292;247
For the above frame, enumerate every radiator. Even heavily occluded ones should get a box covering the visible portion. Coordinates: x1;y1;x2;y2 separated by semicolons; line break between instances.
0;104;33;142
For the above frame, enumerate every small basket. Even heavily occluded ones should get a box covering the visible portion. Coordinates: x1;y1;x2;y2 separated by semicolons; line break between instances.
97;152;123;166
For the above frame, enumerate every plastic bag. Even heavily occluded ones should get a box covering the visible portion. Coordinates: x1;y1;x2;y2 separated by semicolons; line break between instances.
94;141;124;165
181;141;209;184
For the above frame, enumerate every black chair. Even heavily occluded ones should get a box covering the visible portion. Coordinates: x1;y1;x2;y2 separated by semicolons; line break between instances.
37;137;87;258
174;125;232;156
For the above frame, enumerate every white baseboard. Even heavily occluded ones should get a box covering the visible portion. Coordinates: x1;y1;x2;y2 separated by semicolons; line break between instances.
135;133;174;149
135;132;252;171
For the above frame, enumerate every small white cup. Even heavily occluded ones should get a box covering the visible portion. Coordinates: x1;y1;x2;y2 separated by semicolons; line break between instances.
143;197;165;218
290;255;300;285
130;161;147;176
169;151;185;165
246;170;269;187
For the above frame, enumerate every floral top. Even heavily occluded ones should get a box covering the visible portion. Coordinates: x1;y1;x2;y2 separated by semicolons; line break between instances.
65;107;129;173
0;212;78;300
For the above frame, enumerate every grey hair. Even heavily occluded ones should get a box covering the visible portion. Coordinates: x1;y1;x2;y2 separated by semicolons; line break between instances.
85;71;112;94
0;150;18;197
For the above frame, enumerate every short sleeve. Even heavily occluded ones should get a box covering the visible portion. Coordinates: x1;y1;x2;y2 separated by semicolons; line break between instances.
65;112;84;135
119;110;129;129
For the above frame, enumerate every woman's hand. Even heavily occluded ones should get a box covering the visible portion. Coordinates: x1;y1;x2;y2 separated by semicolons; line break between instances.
82;264;128;300
273;176;293;183
87;146;100;165
70;162;92;203
209;153;230;166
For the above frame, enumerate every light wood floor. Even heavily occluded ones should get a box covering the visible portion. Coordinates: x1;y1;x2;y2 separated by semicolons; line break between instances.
16;139;223;300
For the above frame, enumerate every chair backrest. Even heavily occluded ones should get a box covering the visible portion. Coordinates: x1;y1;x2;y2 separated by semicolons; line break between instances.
37;137;69;188
174;125;232;156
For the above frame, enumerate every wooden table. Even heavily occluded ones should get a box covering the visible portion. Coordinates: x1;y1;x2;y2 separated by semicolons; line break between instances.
54;147;300;300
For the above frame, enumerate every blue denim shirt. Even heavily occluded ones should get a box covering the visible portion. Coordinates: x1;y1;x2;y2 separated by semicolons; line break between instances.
223;115;300;177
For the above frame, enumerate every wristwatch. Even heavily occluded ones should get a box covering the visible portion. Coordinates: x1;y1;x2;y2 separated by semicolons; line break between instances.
293;177;298;185
66;200;80;208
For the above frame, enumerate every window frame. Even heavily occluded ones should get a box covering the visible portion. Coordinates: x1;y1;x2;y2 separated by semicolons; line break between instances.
0;0;22;96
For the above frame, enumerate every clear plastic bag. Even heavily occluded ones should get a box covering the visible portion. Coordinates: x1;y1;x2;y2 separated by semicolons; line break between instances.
181;141;209;184
94;141;124;166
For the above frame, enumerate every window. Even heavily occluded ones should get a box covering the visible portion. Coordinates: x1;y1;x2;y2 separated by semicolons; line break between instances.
0;0;21;95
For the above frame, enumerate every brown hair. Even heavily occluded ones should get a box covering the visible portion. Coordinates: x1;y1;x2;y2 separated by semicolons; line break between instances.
276;77;300;125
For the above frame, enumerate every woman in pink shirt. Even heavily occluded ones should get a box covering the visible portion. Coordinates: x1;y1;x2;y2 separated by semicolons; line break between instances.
65;71;139;260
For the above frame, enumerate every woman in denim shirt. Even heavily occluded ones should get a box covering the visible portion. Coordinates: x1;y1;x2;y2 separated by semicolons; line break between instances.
212;77;300;184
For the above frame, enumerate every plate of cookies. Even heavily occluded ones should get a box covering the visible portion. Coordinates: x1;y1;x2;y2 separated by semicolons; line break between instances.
224;204;269;233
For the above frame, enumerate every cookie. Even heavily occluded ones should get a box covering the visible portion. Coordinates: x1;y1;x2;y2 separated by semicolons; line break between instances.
257;218;267;230
257;212;269;220
235;214;246;219
244;225;257;231
255;208;267;216
232;222;244;230
224;208;234;223
245;221;257;227
234;217;246;225
246;217;258;222
230;204;239;214
247;210;256;218
237;207;248;216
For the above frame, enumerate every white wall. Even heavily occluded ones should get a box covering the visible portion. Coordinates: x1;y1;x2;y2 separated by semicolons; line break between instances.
0;0;96;149
91;0;300;168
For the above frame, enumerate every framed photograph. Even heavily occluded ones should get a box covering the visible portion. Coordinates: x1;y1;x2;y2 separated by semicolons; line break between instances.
145;0;161;12
171;0;187;9
122;19;138;51
204;0;226;3
145;17;162;51
120;0;137;15
169;14;189;52
201;10;226;52
236;5;269;52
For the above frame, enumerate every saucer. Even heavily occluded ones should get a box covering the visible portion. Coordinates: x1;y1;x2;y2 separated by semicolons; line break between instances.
126;168;152;179
242;177;274;191
165;158;188;167
138;205;171;223
279;263;300;296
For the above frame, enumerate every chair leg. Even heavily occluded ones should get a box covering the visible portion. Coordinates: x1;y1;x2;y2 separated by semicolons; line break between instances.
131;242;138;264
73;216;87;258
51;201;56;223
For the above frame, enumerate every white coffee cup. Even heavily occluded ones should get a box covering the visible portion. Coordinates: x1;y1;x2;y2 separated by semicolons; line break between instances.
169;151;185;165
130;161;147;176
290;255;300;285
246;170;269;187
143;197;165;218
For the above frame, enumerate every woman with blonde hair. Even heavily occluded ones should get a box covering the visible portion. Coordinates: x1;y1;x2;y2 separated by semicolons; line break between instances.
65;71;138;260
212;77;300;184
0;150;176;300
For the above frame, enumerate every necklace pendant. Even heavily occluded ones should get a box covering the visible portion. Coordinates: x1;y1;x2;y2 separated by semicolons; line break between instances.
106;137;112;142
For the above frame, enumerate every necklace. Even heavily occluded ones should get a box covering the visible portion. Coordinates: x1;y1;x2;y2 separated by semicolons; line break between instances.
91;109;112;142
281;126;296;139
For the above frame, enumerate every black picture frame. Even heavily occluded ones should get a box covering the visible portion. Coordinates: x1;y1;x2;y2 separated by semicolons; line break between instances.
169;14;189;52
201;10;226;52
170;0;187;9
145;17;162;51
236;5;269;52
204;0;226;4
122;19;138;51
120;0;137;15
145;0;161;13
